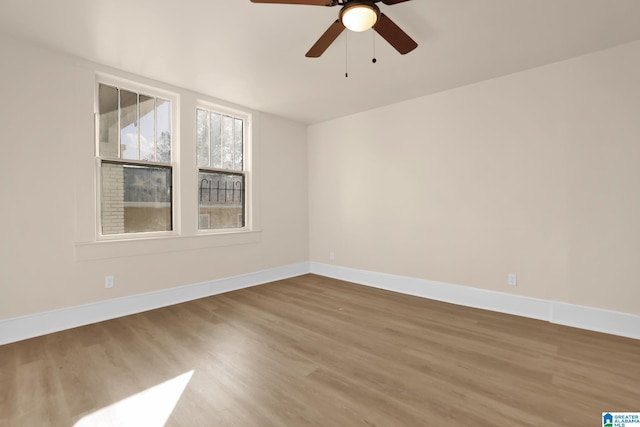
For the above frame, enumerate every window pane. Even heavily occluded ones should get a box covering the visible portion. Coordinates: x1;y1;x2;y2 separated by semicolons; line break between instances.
211;113;222;169
222;115;234;170
98;84;118;157
101;162;172;234
196;109;210;167
234;118;243;171
139;95;155;161
156;98;171;163
198;171;244;229
120;90;139;160
101;162;125;234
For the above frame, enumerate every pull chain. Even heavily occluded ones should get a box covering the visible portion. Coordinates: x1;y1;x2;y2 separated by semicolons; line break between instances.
345;31;349;78
372;30;377;64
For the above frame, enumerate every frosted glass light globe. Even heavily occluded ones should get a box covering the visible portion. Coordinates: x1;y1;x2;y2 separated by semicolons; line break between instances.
341;5;378;32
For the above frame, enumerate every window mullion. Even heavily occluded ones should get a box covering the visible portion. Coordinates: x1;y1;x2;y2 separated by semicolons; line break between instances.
154;98;157;162
137;93;141;161
207;111;212;168
219;114;223;169
117;88;122;159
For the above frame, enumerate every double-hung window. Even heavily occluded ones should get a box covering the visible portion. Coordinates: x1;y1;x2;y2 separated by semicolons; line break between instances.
196;108;247;230
97;82;174;236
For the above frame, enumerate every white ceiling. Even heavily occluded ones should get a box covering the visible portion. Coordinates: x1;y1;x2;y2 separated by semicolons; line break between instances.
2;0;640;124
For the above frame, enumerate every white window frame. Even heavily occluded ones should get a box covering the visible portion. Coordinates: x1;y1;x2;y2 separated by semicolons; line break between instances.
195;102;253;234
75;72;262;261
94;74;180;241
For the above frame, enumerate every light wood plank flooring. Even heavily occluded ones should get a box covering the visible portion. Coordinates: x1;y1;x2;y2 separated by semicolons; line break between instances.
1;274;639;426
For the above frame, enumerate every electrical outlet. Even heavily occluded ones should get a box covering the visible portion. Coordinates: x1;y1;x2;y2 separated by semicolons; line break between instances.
105;275;115;289
507;273;517;286
329;251;335;261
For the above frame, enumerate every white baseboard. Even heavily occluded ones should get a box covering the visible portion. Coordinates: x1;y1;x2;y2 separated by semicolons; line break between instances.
550;302;640;340
310;262;640;341
0;262;310;345
3;262;638;345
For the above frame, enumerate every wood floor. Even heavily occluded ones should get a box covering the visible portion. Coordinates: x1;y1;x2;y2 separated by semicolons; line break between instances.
1;274;639;426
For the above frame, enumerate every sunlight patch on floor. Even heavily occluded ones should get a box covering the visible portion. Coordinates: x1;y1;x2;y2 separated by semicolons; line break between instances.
74;370;194;427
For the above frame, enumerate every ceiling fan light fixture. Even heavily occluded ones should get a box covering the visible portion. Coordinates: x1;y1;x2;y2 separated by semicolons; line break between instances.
340;1;380;32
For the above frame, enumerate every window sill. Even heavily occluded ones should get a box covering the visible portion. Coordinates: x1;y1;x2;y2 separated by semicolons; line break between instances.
74;230;262;261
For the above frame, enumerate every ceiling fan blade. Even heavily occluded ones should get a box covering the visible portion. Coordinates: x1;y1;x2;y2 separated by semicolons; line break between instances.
373;13;417;55
306;20;345;57
381;0;411;4
250;0;333;5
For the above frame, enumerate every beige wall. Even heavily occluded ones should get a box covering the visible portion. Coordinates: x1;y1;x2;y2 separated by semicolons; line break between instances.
2;31;639;322
309;40;640;316
0;34;309;320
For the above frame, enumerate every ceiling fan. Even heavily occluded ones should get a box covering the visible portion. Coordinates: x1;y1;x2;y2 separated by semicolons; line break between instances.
250;0;418;58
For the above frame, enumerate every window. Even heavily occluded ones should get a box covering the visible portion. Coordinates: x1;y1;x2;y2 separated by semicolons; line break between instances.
196;108;246;230
97;83;173;235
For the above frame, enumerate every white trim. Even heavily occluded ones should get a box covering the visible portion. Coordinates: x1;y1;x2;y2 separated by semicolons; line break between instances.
94;74;181;241
0;262;309;345
195;102;253;232
75;230;262;261
309;263;640;341
3;262;638;345
310;263;550;320
550;302;640;340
